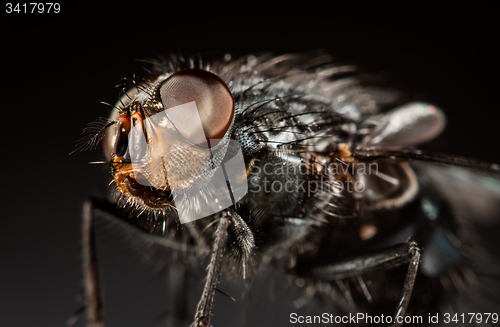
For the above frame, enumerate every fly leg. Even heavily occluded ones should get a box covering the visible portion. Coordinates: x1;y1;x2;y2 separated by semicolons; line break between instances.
392;243;421;326
78;197;193;327
309;241;421;326
191;210;231;327
81;199;104;327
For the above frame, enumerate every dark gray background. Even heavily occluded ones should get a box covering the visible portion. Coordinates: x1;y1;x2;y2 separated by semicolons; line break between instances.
2;2;500;327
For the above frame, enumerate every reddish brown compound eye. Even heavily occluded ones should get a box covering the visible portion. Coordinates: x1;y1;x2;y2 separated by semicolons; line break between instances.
159;69;234;147
114;113;131;157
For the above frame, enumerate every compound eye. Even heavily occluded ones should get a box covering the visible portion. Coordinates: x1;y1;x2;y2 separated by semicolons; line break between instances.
159;69;234;147
113;113;131;157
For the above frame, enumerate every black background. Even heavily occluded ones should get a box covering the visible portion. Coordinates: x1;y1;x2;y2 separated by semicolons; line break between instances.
2;2;500;327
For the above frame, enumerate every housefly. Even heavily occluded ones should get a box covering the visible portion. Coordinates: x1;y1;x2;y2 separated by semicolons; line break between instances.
72;52;500;326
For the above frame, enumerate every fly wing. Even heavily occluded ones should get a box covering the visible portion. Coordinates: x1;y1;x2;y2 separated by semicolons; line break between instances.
342;102;445;209
416;162;500;315
419;162;500;224
352;103;499;173
362;102;446;147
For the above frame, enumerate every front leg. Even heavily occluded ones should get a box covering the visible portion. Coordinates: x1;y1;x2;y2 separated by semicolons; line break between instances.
309;242;421;326
191;211;230;327
81;199;104;327
79;197;193;327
